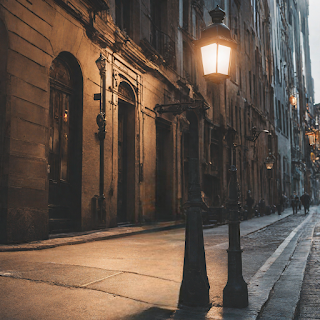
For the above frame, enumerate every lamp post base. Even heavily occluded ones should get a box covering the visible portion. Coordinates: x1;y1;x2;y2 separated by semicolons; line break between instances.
178;206;211;309
223;250;248;308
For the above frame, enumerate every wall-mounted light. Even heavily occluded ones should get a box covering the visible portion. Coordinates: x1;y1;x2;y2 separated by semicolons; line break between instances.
289;95;297;106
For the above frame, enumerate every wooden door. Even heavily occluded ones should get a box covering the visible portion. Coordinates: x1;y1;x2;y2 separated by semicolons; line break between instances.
48;58;75;233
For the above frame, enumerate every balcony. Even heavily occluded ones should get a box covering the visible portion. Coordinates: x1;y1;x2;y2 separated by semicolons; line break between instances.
141;29;176;69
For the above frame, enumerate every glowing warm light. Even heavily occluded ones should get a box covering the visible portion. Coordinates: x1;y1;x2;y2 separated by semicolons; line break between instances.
308;133;315;146
201;44;231;76
63;110;68;122
201;43;217;75
217;45;231;75
266;162;274;170
289;95;297;106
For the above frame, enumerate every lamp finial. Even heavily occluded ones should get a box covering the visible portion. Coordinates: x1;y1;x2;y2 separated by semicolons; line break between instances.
209;5;226;24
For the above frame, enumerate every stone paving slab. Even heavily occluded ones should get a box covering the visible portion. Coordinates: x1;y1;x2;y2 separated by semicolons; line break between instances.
258;210;320;320
297;222;320;320
87;272;180;308
0;276;155;320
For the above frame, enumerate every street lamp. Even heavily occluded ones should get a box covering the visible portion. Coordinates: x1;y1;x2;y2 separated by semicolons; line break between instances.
196;5;248;309
265;157;274;170
265;133;275;170
289;95;297;107
95;53;107;227
195;5;236;83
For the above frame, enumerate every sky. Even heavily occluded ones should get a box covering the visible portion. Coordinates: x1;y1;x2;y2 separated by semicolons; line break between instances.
309;0;320;104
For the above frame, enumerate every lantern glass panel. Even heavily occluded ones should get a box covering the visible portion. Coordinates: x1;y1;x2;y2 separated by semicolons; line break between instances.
217;45;231;75
308;134;315;146
266;162;274;170
201;43;217;75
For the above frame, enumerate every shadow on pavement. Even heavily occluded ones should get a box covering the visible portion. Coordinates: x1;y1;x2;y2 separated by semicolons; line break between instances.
124;306;208;320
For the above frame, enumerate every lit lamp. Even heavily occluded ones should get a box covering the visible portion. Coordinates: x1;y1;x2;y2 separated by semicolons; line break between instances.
289;95;297;106
194;5;237;83
265;155;275;170
95;53;107;75
265;133;275;170
306;131;316;146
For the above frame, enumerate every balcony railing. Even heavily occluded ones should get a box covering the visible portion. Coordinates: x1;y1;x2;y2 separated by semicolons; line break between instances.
150;28;176;69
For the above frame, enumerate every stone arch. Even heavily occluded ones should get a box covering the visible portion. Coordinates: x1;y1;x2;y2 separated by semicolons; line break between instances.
48;52;83;233
0;18;9;243
117;80;137;223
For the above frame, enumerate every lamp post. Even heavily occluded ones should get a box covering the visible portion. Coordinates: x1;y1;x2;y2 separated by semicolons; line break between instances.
154;101;210;308
156;5;239;309
194;5;248;308
95;54;106;226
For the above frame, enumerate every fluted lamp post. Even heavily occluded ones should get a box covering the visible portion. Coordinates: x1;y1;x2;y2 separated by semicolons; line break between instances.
179;5;243;309
195;5;248;308
95;54;107;226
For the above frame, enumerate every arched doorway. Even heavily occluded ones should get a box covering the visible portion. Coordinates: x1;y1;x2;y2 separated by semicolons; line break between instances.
48;53;83;233
117;82;135;224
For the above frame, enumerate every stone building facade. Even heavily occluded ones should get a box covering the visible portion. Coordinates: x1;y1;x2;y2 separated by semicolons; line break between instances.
267;0;314;201
0;0;314;244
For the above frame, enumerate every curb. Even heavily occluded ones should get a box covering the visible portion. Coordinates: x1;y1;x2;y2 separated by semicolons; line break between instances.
0;222;185;252
0;207;305;253
255;209;319;320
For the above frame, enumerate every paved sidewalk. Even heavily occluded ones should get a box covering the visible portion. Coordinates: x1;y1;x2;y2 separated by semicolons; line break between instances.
0;209;293;252
1;207;317;320
296;221;320;319
255;208;319;320
0;220;185;252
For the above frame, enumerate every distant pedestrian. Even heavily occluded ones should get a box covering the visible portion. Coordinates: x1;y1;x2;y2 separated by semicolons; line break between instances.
277;203;281;215
301;192;310;215
291;195;297;214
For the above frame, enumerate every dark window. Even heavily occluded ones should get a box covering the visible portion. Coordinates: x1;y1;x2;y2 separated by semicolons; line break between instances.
183;41;195;84
115;0;132;37
249;71;252;97
289;10;292;25
279;101;282;131
183;0;189;30
253;74;256;101
230;100;234;128
235;105;238;132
